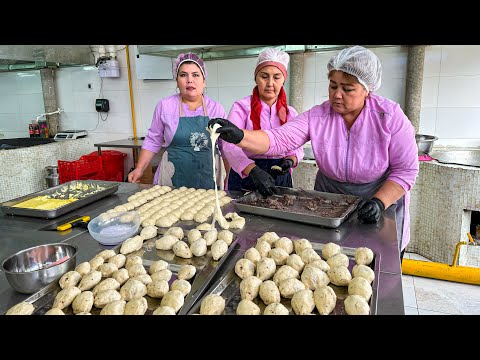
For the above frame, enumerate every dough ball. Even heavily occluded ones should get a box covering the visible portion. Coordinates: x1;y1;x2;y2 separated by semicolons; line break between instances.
235;258;256;279
97;249;116;260
273;265;299;287
299;248;321;264
322;242;341;260
352;264;375;284
257;232;280;246
256;257;276;281
327;266;352;287
274;237;294;254
75;262;91;276
128;263;147;277
89;256;104;271
112;268;130;285
149;259;169;274
286;254;305;273
107;254;126;269
255;240;271;258
147;280;170;298
94;289;122;308
140;225;158;240
6;302;35;315
120;278;147;301
217;230;234;245
160;290;185;313
204;229;218;246
125;255;143;270
344;294;370;315
278;278;306;299
178;264;196;280
293;238;312;254
72;291;94;314
100;300;126;315
306;259;330;273
239;275;263;301
200;294;225;315
92;278;121;297
355;247;374;266
348;276;372;302
314;285;337;315
153;306;176;315
190;238;208;257
259;280;281;305
131;274;152;285
98;263;119;278
151;269;173;282
268;247;289;266
291;289;315;315
264;302;289;315
155;235;179;250
236;299;261;315
187;229;202;244
211;240;228;261
326;252;350;268
58;271;82;289
196;223;213;231
165;226;184;240
78;270;102;291
172;241;193;259
301;266;330;290
170;279;192;297
45;308;64;315
124;297;148;315
244;247;262;265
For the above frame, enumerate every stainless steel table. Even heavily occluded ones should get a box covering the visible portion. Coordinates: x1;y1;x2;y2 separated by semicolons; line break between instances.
0;183;404;315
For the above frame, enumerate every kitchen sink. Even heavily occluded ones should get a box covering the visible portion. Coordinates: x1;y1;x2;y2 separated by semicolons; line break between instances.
0;138;55;150
430;149;480;167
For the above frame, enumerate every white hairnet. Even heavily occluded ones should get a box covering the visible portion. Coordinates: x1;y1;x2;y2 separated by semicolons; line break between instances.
254;48;289;79
327;46;382;92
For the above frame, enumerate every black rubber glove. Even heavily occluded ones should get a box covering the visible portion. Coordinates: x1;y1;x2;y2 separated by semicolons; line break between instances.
207;118;244;144
249;166;279;198
271;158;294;176
357;197;385;223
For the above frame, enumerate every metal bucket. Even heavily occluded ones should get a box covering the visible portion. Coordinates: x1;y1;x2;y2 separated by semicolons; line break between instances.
45;165;60;188
416;134;438;156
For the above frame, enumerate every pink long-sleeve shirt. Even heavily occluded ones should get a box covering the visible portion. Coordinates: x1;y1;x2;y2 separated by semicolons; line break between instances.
264;93;419;250
222;95;304;178
142;94;227;154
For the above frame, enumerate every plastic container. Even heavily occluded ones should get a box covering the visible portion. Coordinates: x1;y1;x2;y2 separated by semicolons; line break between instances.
89;150;126;181
88;211;141;246
58;154;103;183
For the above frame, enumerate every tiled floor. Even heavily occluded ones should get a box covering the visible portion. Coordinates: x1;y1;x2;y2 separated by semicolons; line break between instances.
402;252;480;315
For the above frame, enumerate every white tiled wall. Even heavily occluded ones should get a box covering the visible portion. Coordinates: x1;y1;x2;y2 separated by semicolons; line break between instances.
1;44;480;151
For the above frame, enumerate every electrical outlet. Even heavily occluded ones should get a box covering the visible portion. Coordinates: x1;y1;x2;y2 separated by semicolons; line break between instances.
88;83;94;89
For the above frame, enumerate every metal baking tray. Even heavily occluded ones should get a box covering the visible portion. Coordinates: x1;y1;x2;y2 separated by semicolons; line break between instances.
12;234;240;315
233;187;361;228
188;242;380;315
0;180;119;219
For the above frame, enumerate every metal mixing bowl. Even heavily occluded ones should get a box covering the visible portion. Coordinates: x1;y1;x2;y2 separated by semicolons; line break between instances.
416;134;438;156
1;243;77;294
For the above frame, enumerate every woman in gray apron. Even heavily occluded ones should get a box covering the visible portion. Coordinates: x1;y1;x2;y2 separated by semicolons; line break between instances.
128;52;228;189
208;46;419;260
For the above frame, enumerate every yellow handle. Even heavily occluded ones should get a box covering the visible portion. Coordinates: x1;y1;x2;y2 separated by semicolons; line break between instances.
56;216;90;231
467;232;475;244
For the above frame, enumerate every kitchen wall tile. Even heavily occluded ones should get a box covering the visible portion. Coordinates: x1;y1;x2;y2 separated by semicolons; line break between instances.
70;68;100;93
217;58;256;87
205;60;218;88
424;45;442;77
19;93;44;114
57;92;75;113
0;73;18;95
0;95;19;113
303;53;316;83
103;90;131;114
104;113;134;134
218;86;252;115
419;108;437;135
436;107;480;139
421;77;439;108
302;82;315;113
438;75;480;107
136;78;176;91
440;45;480;76
314;51;334;82
55;68;73;93
101;77;129;91
73;92;98;113
404;306;419;315
205;87;220;104
374;46;408;79
15;71;42;94
375;78;406;107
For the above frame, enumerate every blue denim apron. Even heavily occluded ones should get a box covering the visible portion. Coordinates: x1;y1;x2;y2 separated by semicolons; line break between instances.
227;158;293;192
314;170;405;253
167;97;215;189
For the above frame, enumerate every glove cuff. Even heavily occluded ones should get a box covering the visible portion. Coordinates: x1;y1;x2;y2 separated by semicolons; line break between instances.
372;197;385;212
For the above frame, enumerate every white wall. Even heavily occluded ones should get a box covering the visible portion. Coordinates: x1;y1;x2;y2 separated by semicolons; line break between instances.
0;71;45;138
1;44;480;158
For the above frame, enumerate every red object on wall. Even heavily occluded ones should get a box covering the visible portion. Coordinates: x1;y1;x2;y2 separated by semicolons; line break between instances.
89;150;127;181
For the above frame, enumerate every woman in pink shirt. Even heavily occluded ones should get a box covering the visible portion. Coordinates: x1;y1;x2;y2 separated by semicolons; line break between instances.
221;48;304;197
209;46;419;260
128;52;228;189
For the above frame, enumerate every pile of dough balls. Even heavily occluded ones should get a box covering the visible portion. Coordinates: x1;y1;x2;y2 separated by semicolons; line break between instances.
221;234;375;315
101;186;234;229
5;248;198;315
155;226;236;262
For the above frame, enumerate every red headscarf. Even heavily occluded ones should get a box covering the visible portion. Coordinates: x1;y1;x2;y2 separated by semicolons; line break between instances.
250;85;289;130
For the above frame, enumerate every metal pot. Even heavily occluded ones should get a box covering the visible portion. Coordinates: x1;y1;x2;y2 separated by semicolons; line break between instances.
416;134;438;156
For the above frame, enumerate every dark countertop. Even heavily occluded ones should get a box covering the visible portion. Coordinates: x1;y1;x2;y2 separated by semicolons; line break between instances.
93;138;144;149
0;182;404;315
0;137;56;150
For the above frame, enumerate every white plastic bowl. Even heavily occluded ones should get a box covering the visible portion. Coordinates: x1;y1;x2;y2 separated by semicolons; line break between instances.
88;211;141;246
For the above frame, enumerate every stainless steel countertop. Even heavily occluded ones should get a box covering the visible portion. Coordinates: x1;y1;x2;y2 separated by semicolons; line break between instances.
0;182;404;315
